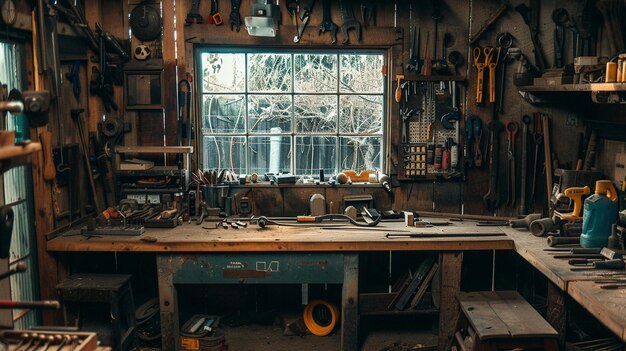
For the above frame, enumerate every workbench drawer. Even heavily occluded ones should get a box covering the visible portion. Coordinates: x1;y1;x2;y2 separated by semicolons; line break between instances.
160;253;346;284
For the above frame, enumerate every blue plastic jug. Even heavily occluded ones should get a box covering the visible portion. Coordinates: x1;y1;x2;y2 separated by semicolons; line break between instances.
580;180;618;248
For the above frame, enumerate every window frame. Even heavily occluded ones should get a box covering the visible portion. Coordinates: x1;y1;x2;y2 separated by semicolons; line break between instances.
194;47;388;176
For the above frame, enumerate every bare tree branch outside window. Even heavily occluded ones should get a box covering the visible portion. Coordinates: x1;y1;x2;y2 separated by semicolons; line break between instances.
200;51;385;176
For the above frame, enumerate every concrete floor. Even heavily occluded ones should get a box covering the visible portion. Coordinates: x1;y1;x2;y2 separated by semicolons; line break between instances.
222;324;438;351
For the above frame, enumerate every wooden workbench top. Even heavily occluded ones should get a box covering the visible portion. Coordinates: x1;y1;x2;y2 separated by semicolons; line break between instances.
501;227;616;291
568;281;626;342
46;220;514;252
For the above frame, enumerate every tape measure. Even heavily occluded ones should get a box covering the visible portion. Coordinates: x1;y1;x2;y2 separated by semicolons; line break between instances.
303;300;339;336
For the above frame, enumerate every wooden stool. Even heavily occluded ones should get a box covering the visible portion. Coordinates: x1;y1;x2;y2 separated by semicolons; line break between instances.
452;291;559;351
56;274;138;351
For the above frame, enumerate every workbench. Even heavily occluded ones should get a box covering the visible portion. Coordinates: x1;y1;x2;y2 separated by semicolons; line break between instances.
47;220;513;351
503;227;626;345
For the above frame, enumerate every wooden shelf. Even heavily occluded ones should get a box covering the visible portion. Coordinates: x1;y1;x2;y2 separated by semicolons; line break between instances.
518;83;626;93
0;142;42;173
400;75;465;82
0;143;41;161
115;146;193;154
359;292;438;316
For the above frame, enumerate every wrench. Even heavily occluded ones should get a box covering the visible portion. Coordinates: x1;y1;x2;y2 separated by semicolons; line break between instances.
530;113;543;201
496;32;513;113
339;0;361;44
229;0;242;31
519;115;531;216
483;120;503;212
506;121;518;208
318;0;337;44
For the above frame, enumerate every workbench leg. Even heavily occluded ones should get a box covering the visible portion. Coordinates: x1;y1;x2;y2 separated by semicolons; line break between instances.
342;253;359;351
547;281;567;349
157;254;180;351
438;251;463;351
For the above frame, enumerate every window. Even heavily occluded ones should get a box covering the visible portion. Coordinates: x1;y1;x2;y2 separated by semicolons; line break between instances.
198;50;386;176
0;40;39;329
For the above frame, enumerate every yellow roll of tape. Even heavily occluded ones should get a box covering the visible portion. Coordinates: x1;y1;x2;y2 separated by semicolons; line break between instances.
303;299;339;336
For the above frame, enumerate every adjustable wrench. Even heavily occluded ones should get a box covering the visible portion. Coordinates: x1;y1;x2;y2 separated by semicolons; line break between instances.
339;0;361;44
483;120;503;212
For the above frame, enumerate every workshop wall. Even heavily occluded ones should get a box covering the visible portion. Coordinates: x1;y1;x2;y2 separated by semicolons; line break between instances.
71;0;610;217
13;0;625;325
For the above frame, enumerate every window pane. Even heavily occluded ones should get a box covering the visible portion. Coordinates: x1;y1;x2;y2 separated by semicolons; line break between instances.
295;95;337;133
248;54;292;92
203;136;246;174
339;95;383;134
202;95;245;134
294;54;338;93
340;54;384;93
296;136;337;175
339;136;381;171
201;53;245;92
248;95;292;133
249;136;291;174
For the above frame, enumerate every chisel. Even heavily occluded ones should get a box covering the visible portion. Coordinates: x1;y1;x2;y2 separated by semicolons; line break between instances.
570;259;625;271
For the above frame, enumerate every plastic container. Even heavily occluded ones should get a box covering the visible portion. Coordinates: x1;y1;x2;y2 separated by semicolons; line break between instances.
580;180;618;248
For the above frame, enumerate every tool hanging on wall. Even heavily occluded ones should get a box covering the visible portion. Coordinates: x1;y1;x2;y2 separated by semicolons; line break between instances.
505;121;518;208
186;0;203;24
530;113;543;203
90;23;118;112
293;0;314;42
178;80;192;163
519;115;531;216
421;32;432;76
208;0;223;25
406;27;420;72
71;109;101;214
551;9;565;68
130;2;163;40
318;0;337;44
339;0;361;44
515;1;547;71
483;120;503;212
488;47;501;103
360;0;376;28
230;0;243;31
472;47;494;104
496;32;513;113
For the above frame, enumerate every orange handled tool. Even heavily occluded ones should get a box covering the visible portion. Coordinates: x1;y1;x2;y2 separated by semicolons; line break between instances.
395;75;404;103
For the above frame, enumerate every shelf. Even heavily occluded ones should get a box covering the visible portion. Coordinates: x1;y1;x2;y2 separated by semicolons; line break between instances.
518;83;626;92
116;146;193;154
0;143;41;161
359;292;438;316
399;74;465;82
115;166;184;177
0;143;42;173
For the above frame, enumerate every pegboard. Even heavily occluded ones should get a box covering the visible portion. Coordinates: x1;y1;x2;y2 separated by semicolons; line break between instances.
399;80;461;179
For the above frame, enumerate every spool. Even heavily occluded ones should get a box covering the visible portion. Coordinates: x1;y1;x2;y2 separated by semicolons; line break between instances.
303;300;339;336
606;62;618;83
